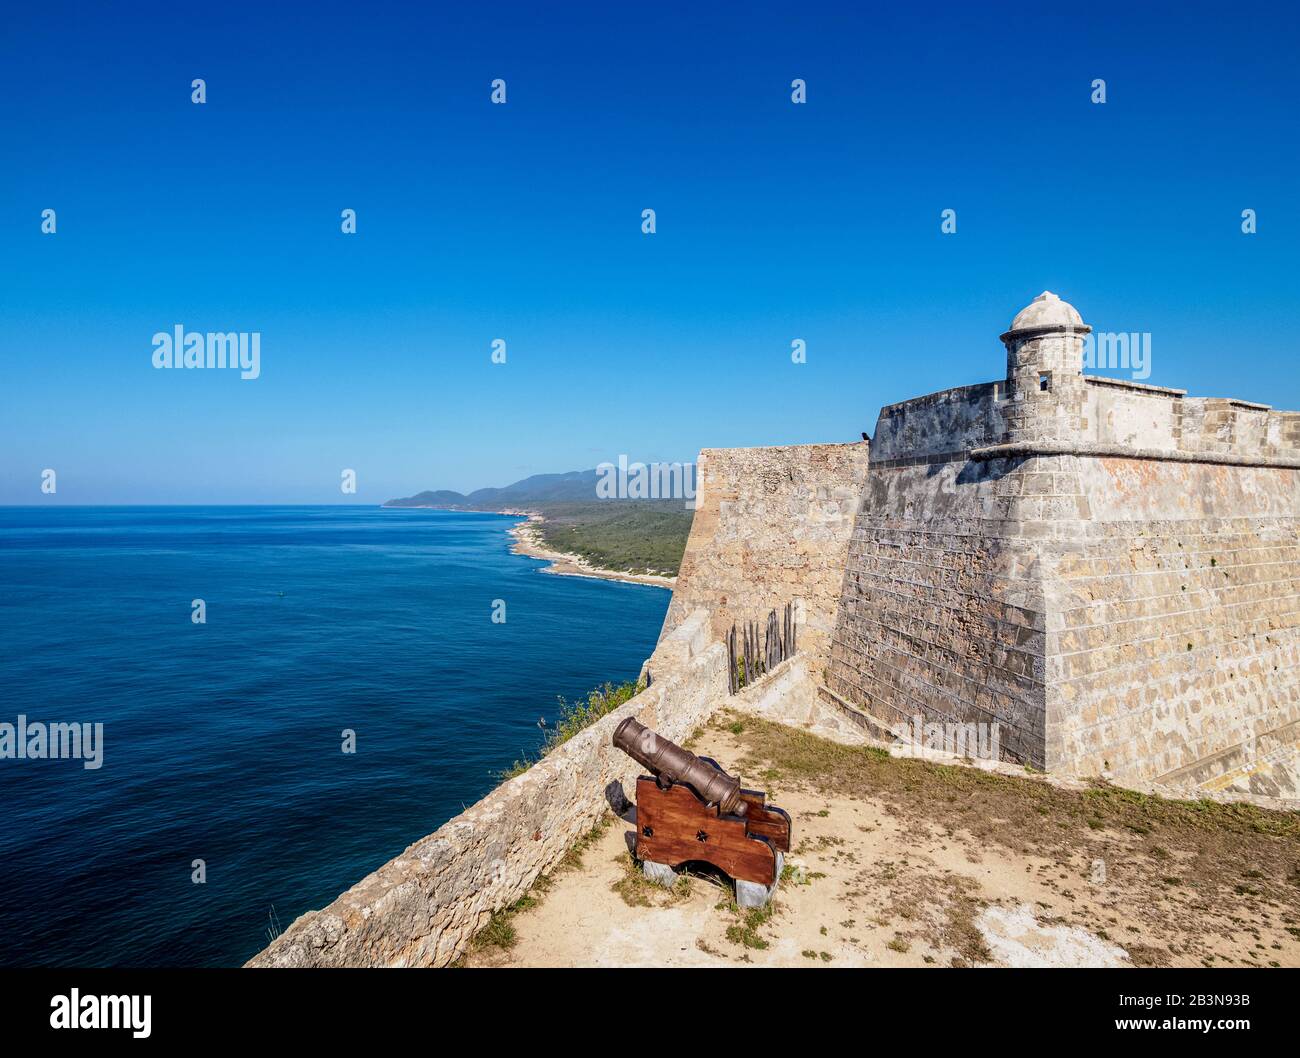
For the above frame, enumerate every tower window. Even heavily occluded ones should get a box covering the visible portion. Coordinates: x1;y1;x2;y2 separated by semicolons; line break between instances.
1039;372;1052;392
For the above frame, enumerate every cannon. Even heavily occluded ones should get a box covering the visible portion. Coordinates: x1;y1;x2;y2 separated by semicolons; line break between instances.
613;717;748;816
611;717;792;907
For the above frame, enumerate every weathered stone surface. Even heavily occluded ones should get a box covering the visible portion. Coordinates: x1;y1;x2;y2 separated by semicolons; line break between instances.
828;455;1052;767
735;851;783;909
659;442;870;670
641;860;678;888
1043;457;1300;781
1008;290;1085;333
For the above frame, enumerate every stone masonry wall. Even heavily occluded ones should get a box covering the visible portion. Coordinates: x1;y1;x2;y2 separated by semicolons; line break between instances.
827;444;1300;784
869;382;1006;461
659;442;871;669
827;454;1051;768
1079;376;1300;461
1045;456;1300;783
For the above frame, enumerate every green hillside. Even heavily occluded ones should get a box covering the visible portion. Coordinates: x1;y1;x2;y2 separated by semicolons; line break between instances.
533;501;694;576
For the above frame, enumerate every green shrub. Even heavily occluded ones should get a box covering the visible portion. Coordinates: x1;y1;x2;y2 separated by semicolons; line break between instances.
498;678;645;780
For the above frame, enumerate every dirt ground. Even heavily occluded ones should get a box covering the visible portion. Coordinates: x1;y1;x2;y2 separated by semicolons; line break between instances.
464;711;1300;968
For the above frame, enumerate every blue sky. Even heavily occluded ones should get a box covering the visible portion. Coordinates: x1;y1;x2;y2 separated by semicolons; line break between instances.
3;1;1297;503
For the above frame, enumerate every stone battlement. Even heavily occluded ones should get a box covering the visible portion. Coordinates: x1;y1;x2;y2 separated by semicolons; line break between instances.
872;293;1300;469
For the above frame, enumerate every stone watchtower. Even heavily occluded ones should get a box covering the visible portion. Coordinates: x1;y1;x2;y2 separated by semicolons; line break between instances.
999;291;1090;444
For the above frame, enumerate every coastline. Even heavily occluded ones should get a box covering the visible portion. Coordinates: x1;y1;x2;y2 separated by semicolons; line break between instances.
381;503;677;588
508;514;676;589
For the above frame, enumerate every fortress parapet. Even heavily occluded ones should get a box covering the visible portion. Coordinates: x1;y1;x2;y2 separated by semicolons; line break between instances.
871;292;1300;470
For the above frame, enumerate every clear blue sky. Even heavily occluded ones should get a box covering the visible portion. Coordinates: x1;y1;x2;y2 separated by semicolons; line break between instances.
3;1;1297;504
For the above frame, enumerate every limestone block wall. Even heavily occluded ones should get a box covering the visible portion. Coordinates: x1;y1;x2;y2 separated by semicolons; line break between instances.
249;611;727;968
827;292;1300;788
1180;398;1300;460
659;442;871;668
1045;457;1300;783
827;453;1051;768
1083;378;1186;448
1079;377;1300;462
827;442;1300;785
870;376;1300;466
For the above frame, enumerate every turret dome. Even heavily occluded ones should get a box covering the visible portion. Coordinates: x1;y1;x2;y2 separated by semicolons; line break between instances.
1006;291;1086;334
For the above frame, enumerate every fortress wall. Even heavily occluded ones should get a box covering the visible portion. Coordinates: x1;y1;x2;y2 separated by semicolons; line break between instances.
828;440;1300;784
659;442;870;668
1077;379;1300;460
1044;457;1300;784
1181;398;1273;457
871;382;1004;461
827;454;1051;767
1272;411;1300;453
250;610;728;968
1083;378;1185;448
1086;386;1300;461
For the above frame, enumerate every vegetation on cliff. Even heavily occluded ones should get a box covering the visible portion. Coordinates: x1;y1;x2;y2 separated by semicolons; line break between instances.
533;501;692;576
499;677;646;780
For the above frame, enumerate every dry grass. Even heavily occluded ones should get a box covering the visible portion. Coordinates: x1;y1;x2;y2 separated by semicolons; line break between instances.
611;853;693;908
726;711;1300;899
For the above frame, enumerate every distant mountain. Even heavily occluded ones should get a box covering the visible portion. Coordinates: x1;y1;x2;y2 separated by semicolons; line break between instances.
384;469;601;510
386;489;469;507
384;468;695;576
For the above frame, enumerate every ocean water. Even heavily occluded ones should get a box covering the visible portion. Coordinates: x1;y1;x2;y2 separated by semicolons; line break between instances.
0;506;670;967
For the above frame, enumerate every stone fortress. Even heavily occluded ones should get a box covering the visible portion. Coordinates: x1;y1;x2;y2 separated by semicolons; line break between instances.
252;292;1300;967
837;292;1300;786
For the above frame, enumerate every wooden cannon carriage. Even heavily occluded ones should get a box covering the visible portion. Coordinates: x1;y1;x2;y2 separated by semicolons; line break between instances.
613;718;792;905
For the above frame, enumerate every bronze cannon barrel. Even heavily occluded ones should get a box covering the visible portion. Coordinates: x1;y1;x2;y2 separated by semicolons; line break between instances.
613;717;747;817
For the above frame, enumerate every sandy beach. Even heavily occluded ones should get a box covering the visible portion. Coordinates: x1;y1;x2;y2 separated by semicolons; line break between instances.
508;514;676;589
